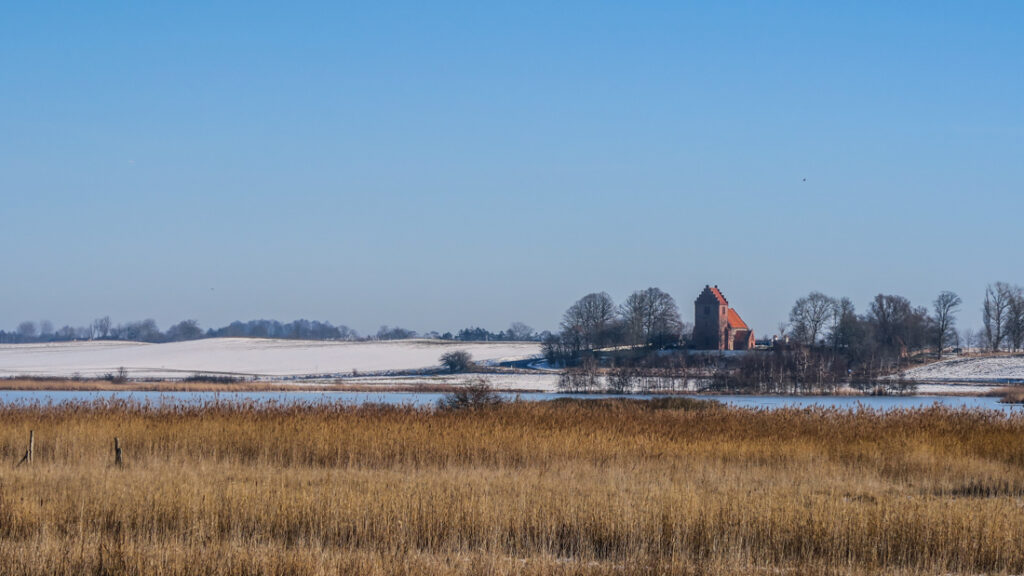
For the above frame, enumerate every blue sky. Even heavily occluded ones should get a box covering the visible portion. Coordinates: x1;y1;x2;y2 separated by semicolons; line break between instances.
1;2;1021;336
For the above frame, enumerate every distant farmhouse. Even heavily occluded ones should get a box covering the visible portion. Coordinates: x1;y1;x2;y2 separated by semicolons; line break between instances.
693;285;755;350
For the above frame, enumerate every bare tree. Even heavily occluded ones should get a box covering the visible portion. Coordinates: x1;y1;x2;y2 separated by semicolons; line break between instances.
961;328;976;355
678;321;694;344
16;321;37;340
137;319;163;342
38;320;54;338
828;297;856;352
507;322;534;341
867;294;930;360
92;316;111;339
619;287;683;348
557;357;601;392
1007;286;1024;352
541;332;576;367
109;319;163;342
932;291;962;359
776;321;789;339
561;292;618;350
166;320;204;342
982;282;1013;351
376;326;417;340
789;292;835;346
336;325;359;341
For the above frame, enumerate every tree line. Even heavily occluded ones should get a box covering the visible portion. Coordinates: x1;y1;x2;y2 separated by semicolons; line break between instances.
0;318;543;344
785;282;1024;363
783;291;948;372
980;282;1024;352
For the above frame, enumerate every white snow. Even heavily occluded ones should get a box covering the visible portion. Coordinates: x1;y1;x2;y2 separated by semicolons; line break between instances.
336;373;561;392
901;355;1024;383
913;383;998;395
0;338;542;380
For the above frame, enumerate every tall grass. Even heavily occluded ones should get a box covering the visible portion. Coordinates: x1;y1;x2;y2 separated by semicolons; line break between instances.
996;385;1024;404
1;398;1023;575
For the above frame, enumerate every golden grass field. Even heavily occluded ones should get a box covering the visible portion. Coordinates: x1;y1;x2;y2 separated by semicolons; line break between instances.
1;397;1023;575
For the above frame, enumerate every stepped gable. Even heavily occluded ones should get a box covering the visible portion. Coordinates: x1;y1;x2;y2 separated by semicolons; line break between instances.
706;286;728;306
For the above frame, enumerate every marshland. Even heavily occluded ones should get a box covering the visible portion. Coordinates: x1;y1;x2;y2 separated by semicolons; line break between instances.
2;397;1024;575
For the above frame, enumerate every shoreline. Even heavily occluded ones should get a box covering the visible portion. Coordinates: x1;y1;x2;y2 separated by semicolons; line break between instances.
0;376;1011;398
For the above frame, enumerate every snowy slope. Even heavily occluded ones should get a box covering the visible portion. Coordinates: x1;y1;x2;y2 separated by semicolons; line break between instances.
341;373;561;392
0;338;542;379
901;355;1024;383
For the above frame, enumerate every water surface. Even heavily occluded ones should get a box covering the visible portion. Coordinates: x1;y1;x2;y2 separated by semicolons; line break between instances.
0;390;1019;412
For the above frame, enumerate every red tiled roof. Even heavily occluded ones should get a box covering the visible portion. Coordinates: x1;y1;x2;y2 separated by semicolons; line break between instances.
727;308;749;330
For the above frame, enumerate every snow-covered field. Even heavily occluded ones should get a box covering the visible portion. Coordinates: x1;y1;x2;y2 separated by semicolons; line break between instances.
901;355;1024;384
6;340;1020;395
337;373;561;392
0;338;542;380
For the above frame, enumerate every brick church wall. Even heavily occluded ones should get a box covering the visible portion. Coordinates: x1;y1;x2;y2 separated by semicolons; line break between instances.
694;286;728;350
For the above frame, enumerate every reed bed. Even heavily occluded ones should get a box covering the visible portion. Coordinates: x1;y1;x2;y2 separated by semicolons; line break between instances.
996;385;1024;404
1;398;1023;575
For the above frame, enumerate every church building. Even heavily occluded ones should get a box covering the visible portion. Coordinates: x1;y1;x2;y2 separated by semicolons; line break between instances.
693;285;755;350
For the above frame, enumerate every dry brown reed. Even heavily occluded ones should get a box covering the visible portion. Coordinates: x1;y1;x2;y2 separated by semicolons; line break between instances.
1;398;1023;575
995;385;1024;404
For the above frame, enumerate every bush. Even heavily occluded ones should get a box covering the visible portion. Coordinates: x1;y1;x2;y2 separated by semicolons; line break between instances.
440;350;474;373
438;378;503;410
182;373;243;384
557;357;602;393
105;367;128;384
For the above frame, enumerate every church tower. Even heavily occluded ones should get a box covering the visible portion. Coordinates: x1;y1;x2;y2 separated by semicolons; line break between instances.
694;285;729;350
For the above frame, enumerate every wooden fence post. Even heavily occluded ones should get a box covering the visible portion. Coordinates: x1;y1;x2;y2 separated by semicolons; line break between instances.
114;437;123;467
17;430;33;467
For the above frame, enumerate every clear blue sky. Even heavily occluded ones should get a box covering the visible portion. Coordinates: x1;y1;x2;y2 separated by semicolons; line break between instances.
2;2;1021;336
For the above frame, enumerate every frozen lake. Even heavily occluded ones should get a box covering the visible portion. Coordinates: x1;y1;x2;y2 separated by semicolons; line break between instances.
0;390;1020;412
